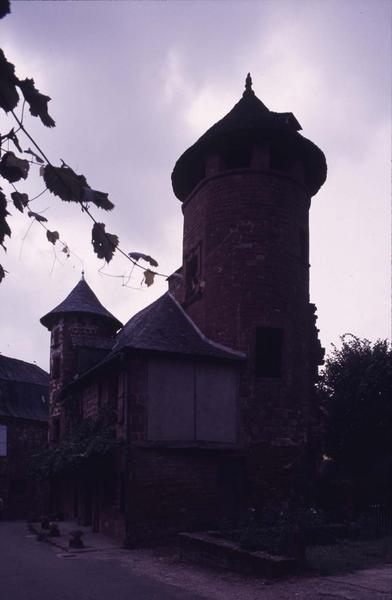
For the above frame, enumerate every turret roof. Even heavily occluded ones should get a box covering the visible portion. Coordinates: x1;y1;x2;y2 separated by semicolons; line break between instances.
172;74;327;200
40;276;122;330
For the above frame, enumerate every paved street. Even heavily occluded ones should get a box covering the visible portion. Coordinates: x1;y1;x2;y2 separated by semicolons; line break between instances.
1;521;391;600
0;521;203;600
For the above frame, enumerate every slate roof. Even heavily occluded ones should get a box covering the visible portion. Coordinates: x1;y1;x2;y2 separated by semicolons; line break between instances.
172;74;327;200
0;355;48;422
0;354;49;386
40;277;122;330
108;292;245;361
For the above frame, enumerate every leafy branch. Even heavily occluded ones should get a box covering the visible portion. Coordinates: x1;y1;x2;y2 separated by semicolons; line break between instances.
0;6;167;285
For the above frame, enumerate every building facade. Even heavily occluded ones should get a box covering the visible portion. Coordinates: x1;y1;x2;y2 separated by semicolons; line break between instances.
40;76;326;542
0;355;49;519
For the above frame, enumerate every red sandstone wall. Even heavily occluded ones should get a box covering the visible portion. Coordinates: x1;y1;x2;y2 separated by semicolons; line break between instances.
177;168;315;447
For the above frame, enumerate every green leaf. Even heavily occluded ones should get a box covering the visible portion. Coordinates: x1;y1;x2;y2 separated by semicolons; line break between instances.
28;210;47;223
0;1;11;19
46;230;59;245
17;78;55;127
43;164;87;202
0;49;19;112
0;151;29;183
128;252;158;267
0;188;11;249
3;127;22;153
143;269;155;287
83;187;114;211
91;222;118;263
24;147;44;163
11;191;28;212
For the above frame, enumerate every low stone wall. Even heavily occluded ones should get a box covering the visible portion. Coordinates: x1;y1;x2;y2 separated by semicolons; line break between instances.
179;531;297;578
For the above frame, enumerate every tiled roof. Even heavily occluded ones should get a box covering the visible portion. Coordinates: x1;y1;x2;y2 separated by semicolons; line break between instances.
0;355;48;422
40;277;122;330
109;292;245;361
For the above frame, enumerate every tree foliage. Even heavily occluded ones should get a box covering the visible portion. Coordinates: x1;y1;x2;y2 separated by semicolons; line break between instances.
32;410;121;479
318;335;392;507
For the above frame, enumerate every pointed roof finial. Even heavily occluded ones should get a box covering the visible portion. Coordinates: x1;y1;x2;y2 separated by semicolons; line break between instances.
243;72;254;97
81;270;85;280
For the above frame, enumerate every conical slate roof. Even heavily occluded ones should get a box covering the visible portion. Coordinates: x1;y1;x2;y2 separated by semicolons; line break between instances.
40;276;122;330
172;74;327;200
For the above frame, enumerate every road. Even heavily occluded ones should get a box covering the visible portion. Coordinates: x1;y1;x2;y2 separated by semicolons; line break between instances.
1;521;391;600
0;521;204;600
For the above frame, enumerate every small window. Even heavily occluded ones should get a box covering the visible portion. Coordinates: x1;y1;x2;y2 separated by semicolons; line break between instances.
0;424;7;456
52;355;60;379
270;145;292;173
223;143;251;170
255;327;284;378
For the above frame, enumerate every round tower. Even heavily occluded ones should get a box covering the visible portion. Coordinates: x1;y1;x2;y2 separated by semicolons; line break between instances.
40;275;122;444
171;75;326;474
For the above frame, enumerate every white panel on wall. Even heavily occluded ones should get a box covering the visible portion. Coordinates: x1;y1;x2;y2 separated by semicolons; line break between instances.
0;424;7;456
147;358;195;441
196;363;237;443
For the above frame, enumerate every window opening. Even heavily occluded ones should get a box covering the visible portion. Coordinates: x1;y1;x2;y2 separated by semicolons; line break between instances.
255;327;283;378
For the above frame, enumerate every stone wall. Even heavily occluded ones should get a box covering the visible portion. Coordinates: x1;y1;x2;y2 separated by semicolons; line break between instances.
0;417;48;519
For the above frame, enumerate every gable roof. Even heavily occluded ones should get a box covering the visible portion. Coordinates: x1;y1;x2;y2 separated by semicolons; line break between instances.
0;354;49;386
0;355;48;422
40;277;122;330
109;292;245;361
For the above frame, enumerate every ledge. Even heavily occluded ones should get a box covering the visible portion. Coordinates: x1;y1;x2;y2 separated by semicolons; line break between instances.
179;531;297;577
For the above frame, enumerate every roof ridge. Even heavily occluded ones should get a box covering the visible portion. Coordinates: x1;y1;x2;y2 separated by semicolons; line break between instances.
167;292;246;358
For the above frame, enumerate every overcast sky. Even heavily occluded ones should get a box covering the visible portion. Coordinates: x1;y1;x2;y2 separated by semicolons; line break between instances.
0;0;390;371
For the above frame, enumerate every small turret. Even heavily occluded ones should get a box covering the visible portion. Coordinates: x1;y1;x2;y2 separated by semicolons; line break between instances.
41;275;122;443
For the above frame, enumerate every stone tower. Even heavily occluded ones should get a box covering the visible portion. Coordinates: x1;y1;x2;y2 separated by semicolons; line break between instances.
171;75;326;494
40;275;122;444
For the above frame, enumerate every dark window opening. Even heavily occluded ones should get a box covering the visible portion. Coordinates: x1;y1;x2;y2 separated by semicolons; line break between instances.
255;327;284;378
270;145;292;173
222;142;251;170
52;355;60;379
